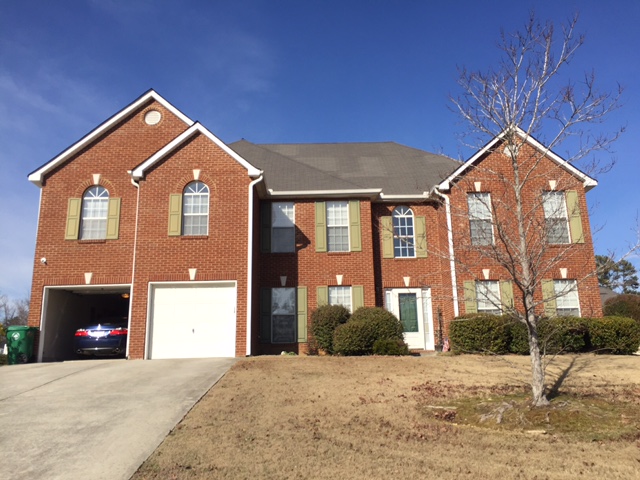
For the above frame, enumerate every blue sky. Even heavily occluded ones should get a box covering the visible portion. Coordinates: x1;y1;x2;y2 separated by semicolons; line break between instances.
1;0;638;300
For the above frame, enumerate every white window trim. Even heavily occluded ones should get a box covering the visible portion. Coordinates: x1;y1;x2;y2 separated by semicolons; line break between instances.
326;201;350;252
553;280;580;317
393;206;416;258
476;280;502;315
80;186;109;240
182;181;209;236
329;286;352;312
271;202;295;253
543;191;570;244
467;193;494;246
270;287;297;344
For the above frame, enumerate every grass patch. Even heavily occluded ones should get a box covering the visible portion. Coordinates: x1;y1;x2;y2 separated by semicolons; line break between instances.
133;355;640;480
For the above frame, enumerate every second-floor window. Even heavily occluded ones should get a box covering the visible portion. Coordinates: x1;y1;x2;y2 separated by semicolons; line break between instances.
327;201;349;252
272;202;295;252
467;193;494;246
80;186;109;240
182;181;209;236
393;206;415;257
542;192;570;244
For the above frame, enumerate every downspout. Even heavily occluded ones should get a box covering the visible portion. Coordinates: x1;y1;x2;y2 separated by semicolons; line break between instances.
433;190;459;317
127;172;141;359
246;174;264;356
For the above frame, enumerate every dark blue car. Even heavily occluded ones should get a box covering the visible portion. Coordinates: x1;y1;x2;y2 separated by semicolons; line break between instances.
74;322;128;357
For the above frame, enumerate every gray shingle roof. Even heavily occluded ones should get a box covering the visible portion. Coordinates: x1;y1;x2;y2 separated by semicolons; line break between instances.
229;140;461;196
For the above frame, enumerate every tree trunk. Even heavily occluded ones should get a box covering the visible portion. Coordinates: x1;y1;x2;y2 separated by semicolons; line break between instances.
526;318;550;407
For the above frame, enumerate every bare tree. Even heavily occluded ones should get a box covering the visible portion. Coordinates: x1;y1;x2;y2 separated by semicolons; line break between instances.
449;13;624;406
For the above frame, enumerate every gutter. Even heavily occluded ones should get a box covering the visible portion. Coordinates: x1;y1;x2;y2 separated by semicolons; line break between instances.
246;174;264;356
127;172;140;359
432;188;459;317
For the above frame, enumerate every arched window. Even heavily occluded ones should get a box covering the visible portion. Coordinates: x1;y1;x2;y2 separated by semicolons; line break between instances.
182;181;209;235
80;186;109;239
392;206;415;258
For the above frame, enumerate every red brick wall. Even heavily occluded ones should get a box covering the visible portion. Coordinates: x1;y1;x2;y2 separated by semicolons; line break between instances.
129;132;252;358
29;100;189;329
446;142;602;320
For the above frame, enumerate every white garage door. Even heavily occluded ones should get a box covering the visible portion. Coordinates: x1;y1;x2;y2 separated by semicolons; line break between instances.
149;283;236;359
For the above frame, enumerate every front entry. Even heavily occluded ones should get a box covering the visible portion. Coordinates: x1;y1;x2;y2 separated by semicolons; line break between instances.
385;288;434;350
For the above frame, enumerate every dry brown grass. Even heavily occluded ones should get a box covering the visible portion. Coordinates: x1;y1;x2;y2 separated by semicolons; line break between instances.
133;355;640;479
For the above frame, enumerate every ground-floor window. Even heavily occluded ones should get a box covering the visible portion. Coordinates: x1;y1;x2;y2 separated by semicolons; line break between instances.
553;280;580;316
269;288;296;343
329;286;352;312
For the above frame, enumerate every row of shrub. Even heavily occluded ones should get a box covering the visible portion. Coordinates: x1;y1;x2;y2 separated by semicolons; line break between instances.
310;305;410;356
449;314;640;355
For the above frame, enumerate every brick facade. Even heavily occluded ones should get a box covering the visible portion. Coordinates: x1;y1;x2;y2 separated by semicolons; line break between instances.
27;92;603;360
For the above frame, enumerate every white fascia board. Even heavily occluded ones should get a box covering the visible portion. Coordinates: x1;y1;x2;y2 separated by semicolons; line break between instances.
267;188;382;199
437;127;597;191
28;90;194;187
131;123;262;179
378;192;432;202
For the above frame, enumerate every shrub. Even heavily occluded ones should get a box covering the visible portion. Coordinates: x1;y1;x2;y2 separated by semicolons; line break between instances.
587;316;640;354
508;321;529;354
310;304;351;354
333;307;405;356
538;317;589;354
604;295;640;323
373;338;410;356
449;314;511;354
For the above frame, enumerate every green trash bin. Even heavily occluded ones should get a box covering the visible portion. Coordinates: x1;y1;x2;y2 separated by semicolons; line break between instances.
7;326;38;365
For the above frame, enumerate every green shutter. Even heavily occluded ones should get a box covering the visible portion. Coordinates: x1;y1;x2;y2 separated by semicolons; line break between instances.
381;216;394;258
297;287;308;343
349;200;362;252
352;285;364;312
566;190;584;244
168;194;182;236
415;216;427;258
260;288;272;343
315;202;327;252
317;286;328;307
65;198;81;240
541;280;557;318
261;203;271;253
463;280;478;314
105;198;121;240
500;280;514;312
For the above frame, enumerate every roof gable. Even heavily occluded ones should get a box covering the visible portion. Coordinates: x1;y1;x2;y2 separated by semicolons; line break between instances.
437;127;598;191
132;123;262;179
28;90;194;187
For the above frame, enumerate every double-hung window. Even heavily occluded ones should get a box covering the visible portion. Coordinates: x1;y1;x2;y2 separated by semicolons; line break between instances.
326;201;349;252
467;193;494;246
553;280;580;316
182;181;209;236
542;192;570;244
393;206;415;257
329;286;352;312
271;202;295;252
80;186;109;240
475;281;502;315
269;287;297;343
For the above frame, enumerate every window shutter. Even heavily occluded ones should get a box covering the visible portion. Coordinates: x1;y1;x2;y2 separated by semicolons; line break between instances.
105;198;121;240
317;286;328;306
381;216;394;258
349;200;362;252
463;280;477;314
415;216;427;258
541;280;557;318
260;288;272;343
566;190;584;244
168;194;182;236
315;202;327;252
65;198;81;240
500;280;514;311
352;285;364;311
297;287;308;343
261;203;271;253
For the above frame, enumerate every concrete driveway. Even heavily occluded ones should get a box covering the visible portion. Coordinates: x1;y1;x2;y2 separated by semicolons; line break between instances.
0;358;236;480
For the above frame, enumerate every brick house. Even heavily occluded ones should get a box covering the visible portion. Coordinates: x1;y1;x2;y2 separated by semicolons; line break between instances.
27;90;602;361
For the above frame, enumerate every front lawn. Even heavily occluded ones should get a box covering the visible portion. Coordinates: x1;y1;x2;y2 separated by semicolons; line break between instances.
133;355;640;479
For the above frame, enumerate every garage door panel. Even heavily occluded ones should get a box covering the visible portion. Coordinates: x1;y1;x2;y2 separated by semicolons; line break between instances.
149;284;236;359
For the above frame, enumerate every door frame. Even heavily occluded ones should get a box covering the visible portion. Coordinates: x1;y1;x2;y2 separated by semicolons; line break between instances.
385;287;434;350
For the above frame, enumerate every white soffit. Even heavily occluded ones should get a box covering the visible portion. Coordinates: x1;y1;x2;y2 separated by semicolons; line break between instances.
28;90;194;187
437;127;598;191
131;122;262;179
